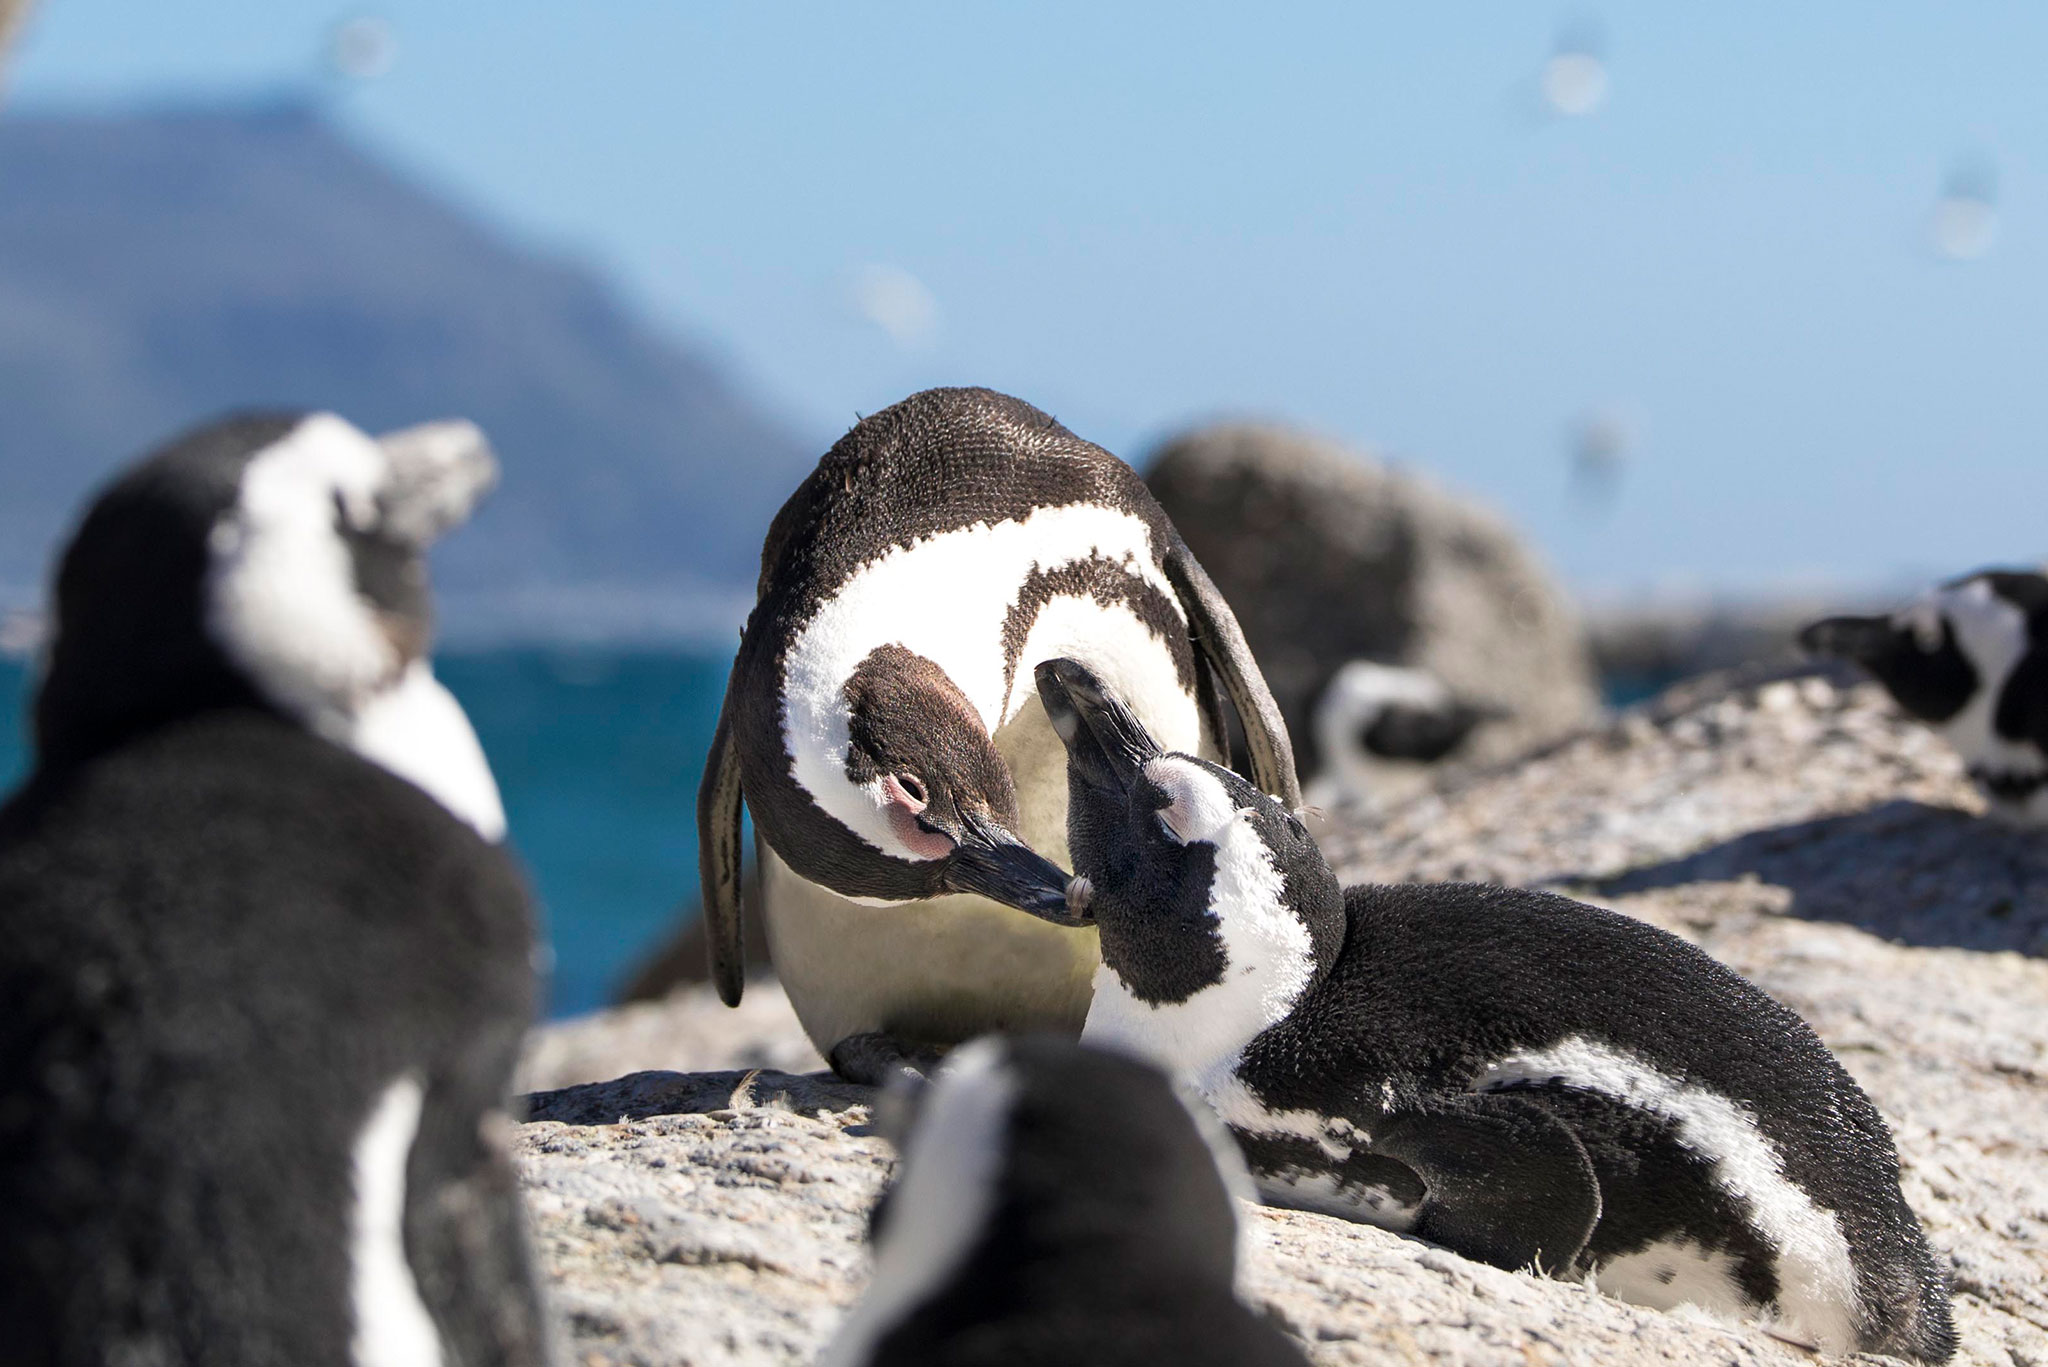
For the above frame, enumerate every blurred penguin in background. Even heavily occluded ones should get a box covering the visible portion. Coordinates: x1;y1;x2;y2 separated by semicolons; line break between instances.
1804;569;2048;825
824;1035;1309;1367
0;413;552;1366
1147;423;1599;812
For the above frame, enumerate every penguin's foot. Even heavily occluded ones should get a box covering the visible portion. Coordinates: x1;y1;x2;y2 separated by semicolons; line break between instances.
830;1032;944;1089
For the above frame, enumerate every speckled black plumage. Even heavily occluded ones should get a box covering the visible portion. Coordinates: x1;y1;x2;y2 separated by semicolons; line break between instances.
1247;883;1949;1335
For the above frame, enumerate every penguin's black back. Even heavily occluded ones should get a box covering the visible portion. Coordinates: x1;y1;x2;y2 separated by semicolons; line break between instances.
864;1036;1305;1367
0;711;541;1366
1241;883;1950;1358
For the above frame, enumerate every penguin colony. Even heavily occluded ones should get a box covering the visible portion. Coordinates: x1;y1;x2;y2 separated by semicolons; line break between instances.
0;387;1980;1363
0;414;547;1365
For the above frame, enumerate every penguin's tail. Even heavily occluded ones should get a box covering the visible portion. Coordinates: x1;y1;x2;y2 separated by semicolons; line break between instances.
1860;1246;1957;1365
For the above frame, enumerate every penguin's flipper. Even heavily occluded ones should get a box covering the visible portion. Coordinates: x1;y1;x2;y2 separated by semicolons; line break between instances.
698;678;748;1007
1372;1094;1601;1275
408;1101;553;1367
1163;543;1303;809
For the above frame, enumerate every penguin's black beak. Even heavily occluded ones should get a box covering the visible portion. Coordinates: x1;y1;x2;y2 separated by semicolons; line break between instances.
940;809;1093;927
1035;657;1162;798
1799;614;1900;666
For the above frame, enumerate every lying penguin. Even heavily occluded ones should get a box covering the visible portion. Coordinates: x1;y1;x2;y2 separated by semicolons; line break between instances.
0;413;551;1365
1032;657;1955;1363
822;1035;1308;1367
1802;569;2048;824
699;386;1298;1084
1304;661;1501;811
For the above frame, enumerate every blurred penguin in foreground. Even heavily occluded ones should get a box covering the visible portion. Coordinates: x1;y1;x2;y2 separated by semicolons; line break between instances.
825;1035;1307;1367
1147;423;1599;813
0;413;551;1365
1804;568;2048;825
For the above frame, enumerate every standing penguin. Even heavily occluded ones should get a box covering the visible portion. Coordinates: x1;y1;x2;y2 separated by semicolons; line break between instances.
1036;658;1955;1363
698;387;1298;1083
1802;569;2048;824
0;412;551;1366
822;1034;1309;1367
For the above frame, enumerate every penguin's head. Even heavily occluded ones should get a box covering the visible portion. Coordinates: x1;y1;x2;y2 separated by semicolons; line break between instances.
1800;570;2048;724
1306;660;1501;803
831;642;1087;921
1036;658;1342;1030
36;411;495;767
840;1035;1248;1358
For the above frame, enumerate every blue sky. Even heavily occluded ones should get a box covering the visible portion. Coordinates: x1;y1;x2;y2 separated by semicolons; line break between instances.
9;2;2046;600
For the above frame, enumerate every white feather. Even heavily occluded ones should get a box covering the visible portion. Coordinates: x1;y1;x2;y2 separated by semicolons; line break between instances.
349;1075;444;1367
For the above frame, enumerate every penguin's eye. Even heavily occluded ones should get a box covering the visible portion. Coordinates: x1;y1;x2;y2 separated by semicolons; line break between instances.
895;773;928;806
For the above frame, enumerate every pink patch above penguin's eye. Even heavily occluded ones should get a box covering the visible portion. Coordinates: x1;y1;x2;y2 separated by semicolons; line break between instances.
881;773;953;861
1148;760;1238;845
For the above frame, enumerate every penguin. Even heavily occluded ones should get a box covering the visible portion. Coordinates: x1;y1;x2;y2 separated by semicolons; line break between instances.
698;387;1299;1084
1303;661;1501;812
821;1034;1309;1367
1801;569;2048;824
0;412;551;1366
1034;657;1956;1363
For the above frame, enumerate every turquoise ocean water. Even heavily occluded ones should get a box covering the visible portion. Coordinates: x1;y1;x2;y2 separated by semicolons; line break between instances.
0;651;1658;1020
0;650;733;1019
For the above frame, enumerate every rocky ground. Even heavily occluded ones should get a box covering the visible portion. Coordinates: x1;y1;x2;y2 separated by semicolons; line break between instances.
513;669;2048;1367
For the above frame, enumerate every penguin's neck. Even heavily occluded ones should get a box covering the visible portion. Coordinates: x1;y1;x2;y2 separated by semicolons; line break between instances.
346;660;507;841
1083;825;1320;1087
32;627;275;773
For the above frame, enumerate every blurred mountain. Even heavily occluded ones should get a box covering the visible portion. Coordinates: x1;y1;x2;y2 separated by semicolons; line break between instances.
0;100;811;640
